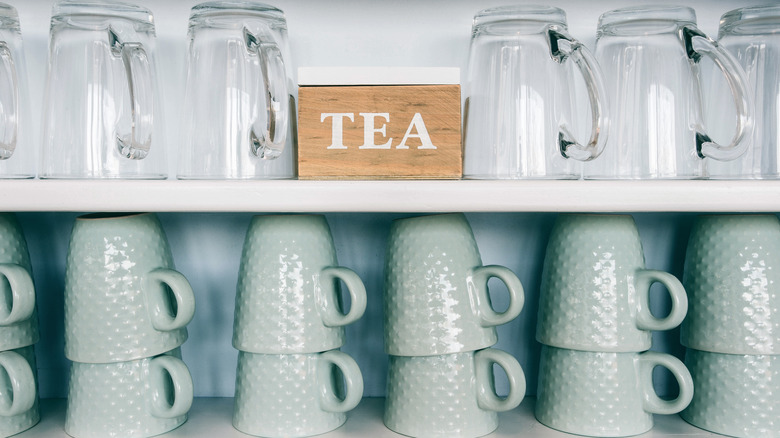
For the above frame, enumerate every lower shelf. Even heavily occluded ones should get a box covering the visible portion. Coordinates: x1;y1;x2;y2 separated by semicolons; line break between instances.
19;397;720;437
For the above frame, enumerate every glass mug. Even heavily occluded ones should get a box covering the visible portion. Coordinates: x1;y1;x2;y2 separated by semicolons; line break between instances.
706;5;780;179
463;5;608;179
40;0;166;179
0;3;33;178
584;5;753;179
178;1;295;179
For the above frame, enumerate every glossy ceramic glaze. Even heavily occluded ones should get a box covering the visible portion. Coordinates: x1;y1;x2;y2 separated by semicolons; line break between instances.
682;348;779;438
384;348;525;438
384;213;524;356
65;348;192;438
537;214;687;352
535;346;693;437
233;350;363;437
233;214;366;354
64;213;195;363
682;214;780;354
0;346;39;437
0;213;39;351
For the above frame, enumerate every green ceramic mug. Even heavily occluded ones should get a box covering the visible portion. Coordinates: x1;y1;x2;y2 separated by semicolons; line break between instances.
0;213;38;351
0;346;38;437
536;345;693;437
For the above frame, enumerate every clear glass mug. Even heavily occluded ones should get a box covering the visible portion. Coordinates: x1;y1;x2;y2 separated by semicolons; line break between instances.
178;1;295;179
584;5;753;179
463;5;608;179
40;0;165;179
0;3;33;178
706;5;780;179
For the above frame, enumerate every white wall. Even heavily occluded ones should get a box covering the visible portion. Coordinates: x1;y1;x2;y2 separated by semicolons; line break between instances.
12;0;762;398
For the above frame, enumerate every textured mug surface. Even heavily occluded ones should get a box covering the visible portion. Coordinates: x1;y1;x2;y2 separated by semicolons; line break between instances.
384;348;525;438
384;213;524;356
233;349;364;437
233;214;367;354
65;348;193;438
537;214;687;352
0;346;39;437
682;214;780;354
64;213;195;363
0;213;39;351
535;345;693;437
682;348;779;438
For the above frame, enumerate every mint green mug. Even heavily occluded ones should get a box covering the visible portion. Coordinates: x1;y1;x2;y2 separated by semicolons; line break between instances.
0;346;38;437
538;214;687;352
233;349;363;437
384;214;524;356
64;213;195;363
536;345;693;437
233;214;366;354
384;348;525;438
0;213;38;351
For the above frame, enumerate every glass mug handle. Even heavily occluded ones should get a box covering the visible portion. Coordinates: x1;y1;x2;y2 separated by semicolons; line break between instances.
244;28;289;159
149;355;194;419
475;348;526;412
0;42;17;160
547;28;608;162
0;351;34;417
317;350;364;413
682;25;753;161
109;28;154;160
637;351;694;415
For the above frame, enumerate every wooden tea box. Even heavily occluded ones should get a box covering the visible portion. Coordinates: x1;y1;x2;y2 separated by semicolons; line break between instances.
297;67;462;179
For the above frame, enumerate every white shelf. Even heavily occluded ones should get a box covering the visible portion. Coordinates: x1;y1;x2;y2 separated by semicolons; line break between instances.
2;180;780;212
18;397;721;437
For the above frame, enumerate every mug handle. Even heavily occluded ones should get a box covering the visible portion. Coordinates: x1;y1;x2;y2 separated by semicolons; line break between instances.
0;264;34;326
0;42;17;160
318;266;367;327
682;25;753;162
637;351;694;415
634;269;688;332
317;350;364;413
244;27;289;159
109;27;154;160
0;351;35;417
470;265;524;327
143;268;196;332
475;348;526;412
149;355;194;419
546;27;608;162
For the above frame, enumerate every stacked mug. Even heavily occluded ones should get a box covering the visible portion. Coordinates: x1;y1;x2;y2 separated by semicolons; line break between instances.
535;214;694;437
63;213;196;438
0;214;40;436
231;214;366;438
681;214;780;437
382;213;526;437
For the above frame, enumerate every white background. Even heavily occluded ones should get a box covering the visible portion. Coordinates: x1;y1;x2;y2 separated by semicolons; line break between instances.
9;0;767;399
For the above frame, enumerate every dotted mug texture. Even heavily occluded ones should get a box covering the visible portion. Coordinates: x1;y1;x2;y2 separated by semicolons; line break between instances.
384;213;524;356
682;214;780;354
0;213;39;351
537;214;687;352
233;214;366;354
64;213;195;363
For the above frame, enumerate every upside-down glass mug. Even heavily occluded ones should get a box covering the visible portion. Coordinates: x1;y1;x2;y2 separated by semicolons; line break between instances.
178;1;295;179
40;0;166;178
583;5;753;179
706;5;780;179
463;5;608;179
0;3;33;178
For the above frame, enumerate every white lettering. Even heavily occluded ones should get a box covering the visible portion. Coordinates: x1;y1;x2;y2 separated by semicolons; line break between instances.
321;113;354;149
358;113;392;149
397;113;437;150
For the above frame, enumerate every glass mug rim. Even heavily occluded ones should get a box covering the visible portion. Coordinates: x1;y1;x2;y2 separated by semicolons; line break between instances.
720;4;780;36
51;0;154;25
598;5;696;35
0;2;19;26
473;4;566;28
190;1;285;23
